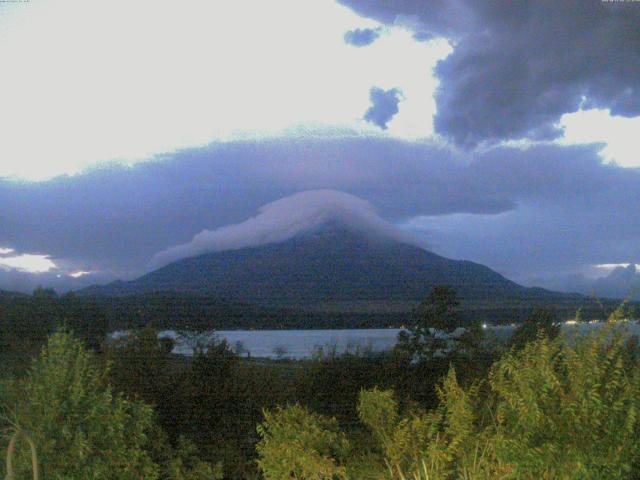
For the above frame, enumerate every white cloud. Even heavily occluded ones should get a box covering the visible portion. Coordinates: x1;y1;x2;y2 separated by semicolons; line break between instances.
151;189;418;268
594;263;638;272
69;270;92;278
0;254;57;273
0;247;15;255
0;0;450;180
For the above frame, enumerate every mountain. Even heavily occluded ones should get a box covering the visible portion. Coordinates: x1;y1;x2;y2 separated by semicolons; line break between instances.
79;224;588;318
536;264;640;302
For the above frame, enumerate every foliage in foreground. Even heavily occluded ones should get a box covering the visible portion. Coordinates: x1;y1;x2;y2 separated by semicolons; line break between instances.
105;326;298;478
0;330;220;480
257;323;640;479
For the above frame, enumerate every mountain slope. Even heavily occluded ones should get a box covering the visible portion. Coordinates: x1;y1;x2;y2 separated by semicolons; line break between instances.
79;226;581;313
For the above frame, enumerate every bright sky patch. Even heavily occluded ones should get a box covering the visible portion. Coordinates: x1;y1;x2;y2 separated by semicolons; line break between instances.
560;108;640;168
0;0;449;180
69;270;92;278
0;254;57;273
594;263;638;271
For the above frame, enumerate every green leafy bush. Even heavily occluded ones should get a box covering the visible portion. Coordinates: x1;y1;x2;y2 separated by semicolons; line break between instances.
1;330;160;479
164;436;223;480
258;323;640;479
1;329;224;480
256;404;351;479
491;326;640;478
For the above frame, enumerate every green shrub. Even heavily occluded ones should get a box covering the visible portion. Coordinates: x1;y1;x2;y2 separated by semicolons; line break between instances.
165;436;223;480
491;326;640;478
257;323;640;479
1;330;160;479
256;404;351;479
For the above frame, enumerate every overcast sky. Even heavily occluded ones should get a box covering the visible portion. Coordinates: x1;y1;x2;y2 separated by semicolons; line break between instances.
1;0;639;296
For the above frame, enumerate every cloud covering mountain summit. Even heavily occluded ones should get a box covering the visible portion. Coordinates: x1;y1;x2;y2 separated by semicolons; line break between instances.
150;190;416;269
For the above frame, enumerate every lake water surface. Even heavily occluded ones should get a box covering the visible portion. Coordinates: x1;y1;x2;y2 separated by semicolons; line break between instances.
160;328;403;359
157;321;640;359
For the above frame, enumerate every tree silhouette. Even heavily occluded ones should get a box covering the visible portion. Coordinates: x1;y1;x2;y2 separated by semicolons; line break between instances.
398;285;471;361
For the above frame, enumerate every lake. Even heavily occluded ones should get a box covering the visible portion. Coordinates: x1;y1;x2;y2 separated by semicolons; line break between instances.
156;321;640;359
159;328;404;359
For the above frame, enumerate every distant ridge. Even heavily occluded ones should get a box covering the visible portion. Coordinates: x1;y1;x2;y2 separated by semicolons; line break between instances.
79;223;586;316
0;289;27;299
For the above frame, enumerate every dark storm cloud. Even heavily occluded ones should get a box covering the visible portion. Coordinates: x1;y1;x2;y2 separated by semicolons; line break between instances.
339;0;640;146
343;27;381;47
364;87;403;129
2;136;640;293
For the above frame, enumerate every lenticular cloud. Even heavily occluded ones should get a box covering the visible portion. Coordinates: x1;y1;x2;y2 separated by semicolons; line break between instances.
150;190;412;268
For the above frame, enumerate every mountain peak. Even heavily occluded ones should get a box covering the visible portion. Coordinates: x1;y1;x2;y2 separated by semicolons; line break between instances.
294;217;395;242
150;190;415;269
